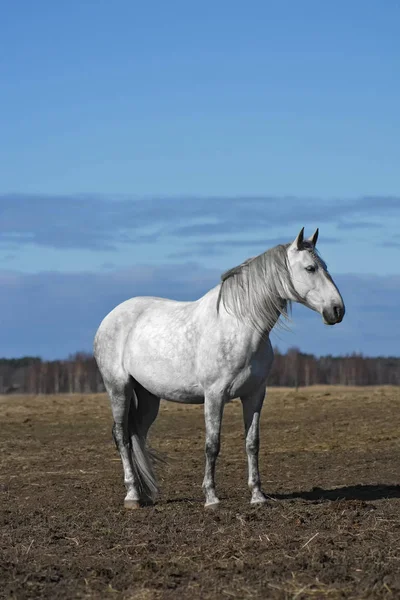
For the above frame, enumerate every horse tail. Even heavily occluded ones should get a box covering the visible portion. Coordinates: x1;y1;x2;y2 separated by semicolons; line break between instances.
128;396;159;502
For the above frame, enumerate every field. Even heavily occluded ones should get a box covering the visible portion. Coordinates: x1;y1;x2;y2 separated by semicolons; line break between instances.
1;387;400;599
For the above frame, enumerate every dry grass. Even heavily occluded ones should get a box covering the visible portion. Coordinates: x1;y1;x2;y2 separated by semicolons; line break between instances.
1;386;400;599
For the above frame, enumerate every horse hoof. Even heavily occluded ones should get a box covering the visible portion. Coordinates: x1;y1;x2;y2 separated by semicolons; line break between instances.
205;501;220;510
250;497;268;506
140;498;155;507
124;499;140;510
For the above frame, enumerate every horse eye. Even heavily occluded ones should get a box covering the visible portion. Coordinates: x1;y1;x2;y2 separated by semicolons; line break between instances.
306;265;316;273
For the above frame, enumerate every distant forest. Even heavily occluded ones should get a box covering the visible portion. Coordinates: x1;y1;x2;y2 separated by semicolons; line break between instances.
1;349;399;394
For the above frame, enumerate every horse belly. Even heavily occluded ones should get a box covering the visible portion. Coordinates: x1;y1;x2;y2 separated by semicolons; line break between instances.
142;372;204;403
133;366;204;403
125;333;204;403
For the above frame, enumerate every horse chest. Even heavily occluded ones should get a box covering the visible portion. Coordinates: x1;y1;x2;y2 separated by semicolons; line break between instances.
227;360;269;398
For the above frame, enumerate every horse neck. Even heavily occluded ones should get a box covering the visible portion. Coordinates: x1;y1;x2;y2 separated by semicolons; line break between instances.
252;296;287;339
205;284;286;341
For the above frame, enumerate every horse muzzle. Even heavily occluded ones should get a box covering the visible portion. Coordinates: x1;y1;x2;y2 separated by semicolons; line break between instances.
322;304;345;325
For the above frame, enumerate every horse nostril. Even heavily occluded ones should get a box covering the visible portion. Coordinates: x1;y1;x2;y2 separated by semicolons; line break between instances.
333;305;343;320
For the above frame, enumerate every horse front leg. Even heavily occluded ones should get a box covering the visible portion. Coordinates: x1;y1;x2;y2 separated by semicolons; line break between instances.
241;388;267;505
202;393;225;508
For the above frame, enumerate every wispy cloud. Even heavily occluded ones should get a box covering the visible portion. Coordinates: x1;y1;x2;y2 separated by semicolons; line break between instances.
168;237;287;259
169;236;341;259
0;194;398;251
0;263;220;358
337;221;383;230
379;241;400;249
0;264;398;359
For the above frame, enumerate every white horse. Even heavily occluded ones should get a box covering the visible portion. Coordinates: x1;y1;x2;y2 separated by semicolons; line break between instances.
94;228;345;509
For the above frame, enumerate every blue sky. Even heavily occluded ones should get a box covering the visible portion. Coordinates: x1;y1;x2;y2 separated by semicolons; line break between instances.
0;2;399;358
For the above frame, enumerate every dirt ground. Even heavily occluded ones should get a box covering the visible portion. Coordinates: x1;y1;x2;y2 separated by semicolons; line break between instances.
1;387;400;599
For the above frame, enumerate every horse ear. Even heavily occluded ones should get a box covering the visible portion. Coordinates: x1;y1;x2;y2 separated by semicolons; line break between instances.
308;228;319;247
294;227;304;250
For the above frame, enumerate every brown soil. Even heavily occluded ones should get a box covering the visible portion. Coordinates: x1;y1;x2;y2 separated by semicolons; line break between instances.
1;387;400;599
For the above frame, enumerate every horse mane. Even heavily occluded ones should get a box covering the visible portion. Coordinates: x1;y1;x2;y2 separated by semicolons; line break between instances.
216;241;326;333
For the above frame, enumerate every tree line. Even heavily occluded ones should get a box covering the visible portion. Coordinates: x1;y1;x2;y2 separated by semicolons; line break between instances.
0;348;399;394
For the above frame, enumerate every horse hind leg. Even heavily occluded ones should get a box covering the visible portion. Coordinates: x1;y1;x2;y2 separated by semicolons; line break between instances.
135;384;161;440
106;376;141;509
133;385;161;505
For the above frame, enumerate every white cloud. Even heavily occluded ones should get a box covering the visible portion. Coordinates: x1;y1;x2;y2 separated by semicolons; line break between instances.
0;265;398;359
